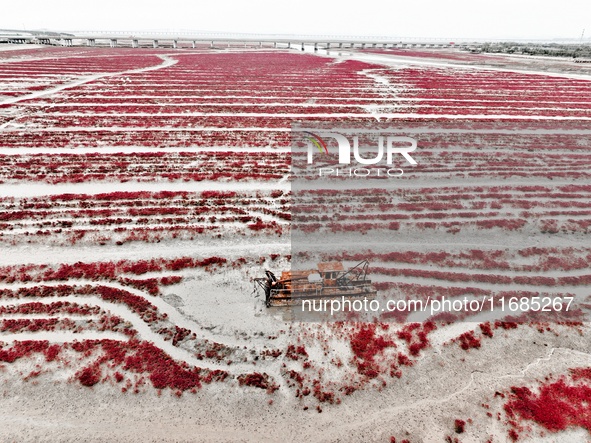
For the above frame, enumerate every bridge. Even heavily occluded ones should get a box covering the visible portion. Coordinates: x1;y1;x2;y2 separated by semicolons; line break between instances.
3;30;589;51
0;29;476;50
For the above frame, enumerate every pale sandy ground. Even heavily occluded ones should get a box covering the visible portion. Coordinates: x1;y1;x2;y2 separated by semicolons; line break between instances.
1;233;590;442
2;319;591;442
1;45;591;442
0;44;45;52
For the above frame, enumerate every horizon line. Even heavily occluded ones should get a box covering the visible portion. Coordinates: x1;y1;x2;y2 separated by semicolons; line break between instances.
1;28;591;43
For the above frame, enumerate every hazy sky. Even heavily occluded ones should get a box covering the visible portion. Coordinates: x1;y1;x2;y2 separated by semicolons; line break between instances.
2;0;590;40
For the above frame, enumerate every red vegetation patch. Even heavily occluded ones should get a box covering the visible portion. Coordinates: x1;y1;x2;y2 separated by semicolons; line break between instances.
0;340;51;363
285;344;308;361
261;349;282;358
0;301;101;316
171;326;192;346
312;380;336;404
237;372;279;393
160;276;182;286
397;321;436;356
351;324;394;360
504;369;591;439
0;256;227;284
479;322;494;338
508;429;519;441
495;321;518;330
110;340;202;391
77;364;101;386
94;286;165;323
1;318;59;333
0;339;214;392
44;344;61;362
120;278;161;295
350;323;396;378
457;331;481;350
